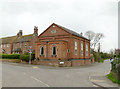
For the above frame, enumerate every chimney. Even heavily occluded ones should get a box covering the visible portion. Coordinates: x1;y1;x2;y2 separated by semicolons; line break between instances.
34;26;38;35
80;32;83;36
19;30;22;37
17;32;19;37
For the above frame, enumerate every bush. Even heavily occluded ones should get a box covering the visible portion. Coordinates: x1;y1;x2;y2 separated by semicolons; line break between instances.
20;54;29;62
99;59;104;63
0;54;20;59
20;53;35;62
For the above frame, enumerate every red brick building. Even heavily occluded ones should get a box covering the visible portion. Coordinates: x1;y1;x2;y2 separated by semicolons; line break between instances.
0;36;16;54
0;26;38;54
13;26;38;54
36;23;90;62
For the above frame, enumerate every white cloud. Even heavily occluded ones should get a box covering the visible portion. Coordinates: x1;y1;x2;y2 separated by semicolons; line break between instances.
0;0;118;52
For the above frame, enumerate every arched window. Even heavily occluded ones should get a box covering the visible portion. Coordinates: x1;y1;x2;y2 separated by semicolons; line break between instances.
40;46;44;55
52;46;56;55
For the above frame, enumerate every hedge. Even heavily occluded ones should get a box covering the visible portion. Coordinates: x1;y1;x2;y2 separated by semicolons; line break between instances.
0;54;20;59
20;54;29;62
20;53;35;62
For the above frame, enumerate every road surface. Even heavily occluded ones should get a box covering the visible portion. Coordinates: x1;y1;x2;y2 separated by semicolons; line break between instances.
2;60;113;87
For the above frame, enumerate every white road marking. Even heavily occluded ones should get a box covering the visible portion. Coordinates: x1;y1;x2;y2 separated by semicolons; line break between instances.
90;79;106;82
93;85;99;87
33;66;39;68
30;76;50;87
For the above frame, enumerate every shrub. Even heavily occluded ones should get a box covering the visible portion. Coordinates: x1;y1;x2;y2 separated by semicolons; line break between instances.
20;54;29;62
99;59;104;63
0;54;20;59
20;53;35;62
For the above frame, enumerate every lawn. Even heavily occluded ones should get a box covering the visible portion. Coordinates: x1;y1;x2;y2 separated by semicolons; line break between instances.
107;73;120;84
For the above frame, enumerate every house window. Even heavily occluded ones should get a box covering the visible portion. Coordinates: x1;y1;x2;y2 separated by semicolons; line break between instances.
7;44;9;47
1;44;2;48
67;49;70;53
75;42;77;55
24;42;27;47
4;44;6;47
40;46;44;55
51;30;56;34
81;42;84;56
52;46;56;56
86;44;89;56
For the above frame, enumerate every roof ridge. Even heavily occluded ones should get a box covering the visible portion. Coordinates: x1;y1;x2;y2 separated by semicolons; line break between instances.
54;23;89;40
0;35;16;39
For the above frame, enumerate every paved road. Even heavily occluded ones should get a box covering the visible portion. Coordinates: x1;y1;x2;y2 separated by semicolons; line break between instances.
2;60;114;87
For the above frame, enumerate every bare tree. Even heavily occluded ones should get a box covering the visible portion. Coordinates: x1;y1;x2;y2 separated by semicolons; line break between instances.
92;33;104;50
85;31;95;41
85;31;104;50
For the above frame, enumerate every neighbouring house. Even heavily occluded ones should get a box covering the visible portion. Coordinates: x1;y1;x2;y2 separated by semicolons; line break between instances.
12;26;38;54
0;36;16;54
35;23;91;66
0;26;38;54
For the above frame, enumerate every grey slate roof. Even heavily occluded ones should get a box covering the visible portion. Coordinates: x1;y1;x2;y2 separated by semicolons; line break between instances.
0;36;17;44
14;34;33;43
55;23;89;40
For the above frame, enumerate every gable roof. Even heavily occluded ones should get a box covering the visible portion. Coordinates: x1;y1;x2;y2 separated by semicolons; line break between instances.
0;36;17;44
14;34;33;43
39;23;89;40
54;23;89;40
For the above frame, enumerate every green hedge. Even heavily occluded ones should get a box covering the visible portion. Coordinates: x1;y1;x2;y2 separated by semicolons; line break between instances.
20;54;29;62
20;53;35;62
0;54;20;59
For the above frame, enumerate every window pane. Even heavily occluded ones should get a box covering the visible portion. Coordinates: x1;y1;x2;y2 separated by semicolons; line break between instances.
53;46;56;55
81;42;83;56
75;42;77;55
40;47;44;55
86;44;88;56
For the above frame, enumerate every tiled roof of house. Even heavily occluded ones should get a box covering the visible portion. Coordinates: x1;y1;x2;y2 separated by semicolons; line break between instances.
0;36;17;44
54;23;89;40
14;34;33;43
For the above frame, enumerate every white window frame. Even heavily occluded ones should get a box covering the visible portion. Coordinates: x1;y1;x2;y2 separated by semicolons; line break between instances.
1;44;2;48
24;42;27;47
86;44;89;56
75;41;77;55
40;46;44;55
67;49;70;53
4;44;6;47
52;46;56;56
81;42;84;56
7;44;9;47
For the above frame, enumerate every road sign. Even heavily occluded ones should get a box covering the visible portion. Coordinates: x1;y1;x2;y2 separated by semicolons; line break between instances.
29;52;32;54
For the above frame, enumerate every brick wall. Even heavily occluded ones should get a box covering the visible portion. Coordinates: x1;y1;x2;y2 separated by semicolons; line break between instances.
31;59;91;67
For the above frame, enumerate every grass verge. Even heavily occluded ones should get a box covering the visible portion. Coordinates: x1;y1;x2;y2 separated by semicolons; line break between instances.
0;59;21;63
107;73;120;84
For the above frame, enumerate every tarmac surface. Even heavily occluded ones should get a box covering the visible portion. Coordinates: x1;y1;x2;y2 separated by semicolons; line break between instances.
1;60;119;88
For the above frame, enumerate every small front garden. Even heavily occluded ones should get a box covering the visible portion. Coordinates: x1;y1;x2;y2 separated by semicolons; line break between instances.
107;58;120;85
0;53;35;63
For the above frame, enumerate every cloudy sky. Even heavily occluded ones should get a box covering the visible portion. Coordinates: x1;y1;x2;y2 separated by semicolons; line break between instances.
0;0;118;52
